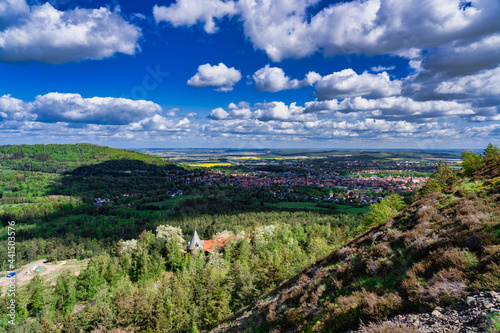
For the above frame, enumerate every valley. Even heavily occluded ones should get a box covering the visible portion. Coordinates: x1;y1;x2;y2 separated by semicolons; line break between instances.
0;144;498;332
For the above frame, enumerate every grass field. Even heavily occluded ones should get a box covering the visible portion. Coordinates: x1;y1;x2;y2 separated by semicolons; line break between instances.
143;195;197;209
0;203;33;209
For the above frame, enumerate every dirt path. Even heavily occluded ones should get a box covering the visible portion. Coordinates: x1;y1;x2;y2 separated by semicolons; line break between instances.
0;259;87;294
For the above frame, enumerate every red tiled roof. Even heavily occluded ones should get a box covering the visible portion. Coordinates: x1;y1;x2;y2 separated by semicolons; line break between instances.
203;233;236;253
203;239;214;252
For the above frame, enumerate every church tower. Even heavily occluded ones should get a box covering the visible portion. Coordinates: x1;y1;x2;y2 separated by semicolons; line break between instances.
187;229;204;252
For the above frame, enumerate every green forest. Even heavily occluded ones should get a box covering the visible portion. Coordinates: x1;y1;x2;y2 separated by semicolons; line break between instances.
0;143;365;332
0;143;498;332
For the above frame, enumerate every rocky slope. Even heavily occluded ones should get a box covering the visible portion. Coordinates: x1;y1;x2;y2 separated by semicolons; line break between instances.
355;291;500;333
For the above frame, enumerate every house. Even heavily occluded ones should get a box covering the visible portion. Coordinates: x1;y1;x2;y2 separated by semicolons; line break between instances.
203;233;235;253
167;189;183;198
94;197;110;207
186;230;235;254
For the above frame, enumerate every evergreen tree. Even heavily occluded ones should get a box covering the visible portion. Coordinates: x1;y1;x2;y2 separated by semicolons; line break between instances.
75;261;106;301
27;275;47;315
461;150;484;177
55;269;76;314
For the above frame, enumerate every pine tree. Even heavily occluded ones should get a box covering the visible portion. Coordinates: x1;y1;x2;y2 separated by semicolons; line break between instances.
27;275;45;315
75;261;106;301
55;269;76;314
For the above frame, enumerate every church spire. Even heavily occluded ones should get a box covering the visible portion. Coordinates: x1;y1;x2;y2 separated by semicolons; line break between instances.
187;229;204;252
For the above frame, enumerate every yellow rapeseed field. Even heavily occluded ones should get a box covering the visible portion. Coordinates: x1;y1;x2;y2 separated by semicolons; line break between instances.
187;163;231;167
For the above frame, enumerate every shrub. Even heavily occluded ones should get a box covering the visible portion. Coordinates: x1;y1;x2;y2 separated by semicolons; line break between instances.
427;268;468;306
156;224;185;244
283;307;304;328
487;312;500;333
359;291;403;319
364;195;405;228
279;285;304;304
458;214;482;230
437;248;478;271
338;246;356;261
322;295;361;331
471;262;500;290
484;143;500;160
416;204;438;224
403;267;467;308
418;179;442;197
323;291;403;332
369;243;392;259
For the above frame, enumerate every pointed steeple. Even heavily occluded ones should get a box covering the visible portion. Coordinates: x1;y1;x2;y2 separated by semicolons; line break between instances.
187;229;204;252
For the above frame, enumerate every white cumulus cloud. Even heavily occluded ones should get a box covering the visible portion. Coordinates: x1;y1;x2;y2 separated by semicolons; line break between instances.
209;107;230;120
253;65;321;92
305;96;475;121
0;0;141;63
32;93;161;125
314;69;402;100
435;66;500;97
187;62;242;91
128;115;193;131
154;0;500;62
153;0;237;33
0;94;33;121
209;101;317;122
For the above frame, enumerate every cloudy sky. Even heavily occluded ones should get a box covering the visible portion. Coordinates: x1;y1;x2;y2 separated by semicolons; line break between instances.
1;0;499;149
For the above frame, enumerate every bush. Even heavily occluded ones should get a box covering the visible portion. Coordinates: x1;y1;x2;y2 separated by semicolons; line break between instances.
364;195;405;229
471;262;500;290
487;312;500;333
359;291;403;319
403;267;468;308
427;268;468;306
323;291;402;332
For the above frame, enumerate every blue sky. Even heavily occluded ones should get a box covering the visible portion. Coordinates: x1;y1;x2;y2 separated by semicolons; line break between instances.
0;0;499;149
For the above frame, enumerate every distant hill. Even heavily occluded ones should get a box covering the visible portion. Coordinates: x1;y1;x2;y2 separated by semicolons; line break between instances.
212;146;500;332
0;143;178;174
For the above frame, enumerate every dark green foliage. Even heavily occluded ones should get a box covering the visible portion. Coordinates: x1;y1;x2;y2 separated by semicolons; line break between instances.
75;260;107;301
461;150;484;177
418;161;459;196
26;275;49;316
484;143;500;160
164;238;186;272
55;270;76;314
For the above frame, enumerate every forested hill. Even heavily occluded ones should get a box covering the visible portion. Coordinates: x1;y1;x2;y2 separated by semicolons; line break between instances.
212;145;500;333
0;143;178;174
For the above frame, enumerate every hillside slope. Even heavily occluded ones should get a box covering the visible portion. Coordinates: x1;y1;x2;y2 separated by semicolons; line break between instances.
212;148;500;332
0;143;176;174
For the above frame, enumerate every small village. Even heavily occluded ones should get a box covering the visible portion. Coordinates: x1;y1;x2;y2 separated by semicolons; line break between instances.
94;157;431;208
